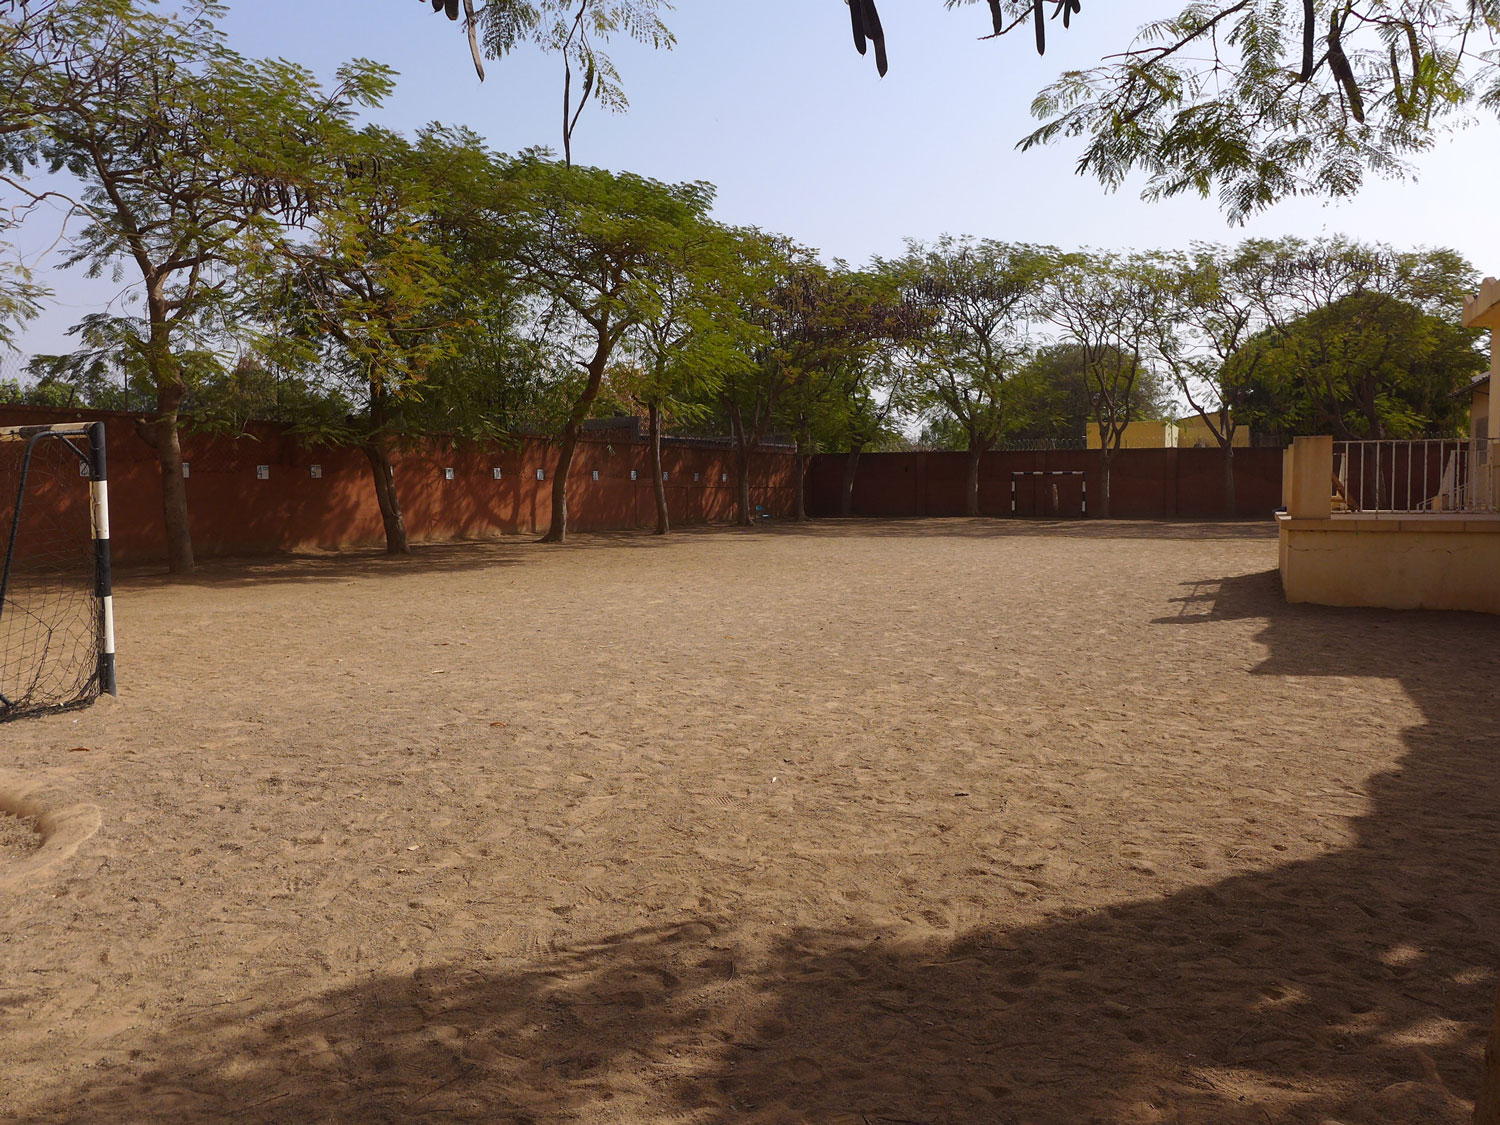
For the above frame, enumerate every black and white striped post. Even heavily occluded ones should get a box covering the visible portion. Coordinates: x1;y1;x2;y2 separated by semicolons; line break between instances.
86;422;117;697
1010;470;1089;517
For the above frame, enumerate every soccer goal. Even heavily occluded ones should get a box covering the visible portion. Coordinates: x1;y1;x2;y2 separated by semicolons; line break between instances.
0;422;117;721
1010;470;1089;517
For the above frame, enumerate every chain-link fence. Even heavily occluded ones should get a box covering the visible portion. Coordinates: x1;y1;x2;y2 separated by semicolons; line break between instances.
0;349;27;399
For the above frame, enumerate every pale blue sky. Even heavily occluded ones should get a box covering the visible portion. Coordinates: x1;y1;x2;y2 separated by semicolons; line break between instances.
10;0;1500;360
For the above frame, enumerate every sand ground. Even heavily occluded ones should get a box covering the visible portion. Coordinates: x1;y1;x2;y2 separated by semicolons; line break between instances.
1;518;1497;1124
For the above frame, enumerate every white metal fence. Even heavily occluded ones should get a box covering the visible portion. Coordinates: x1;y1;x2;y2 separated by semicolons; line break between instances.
1333;439;1500;514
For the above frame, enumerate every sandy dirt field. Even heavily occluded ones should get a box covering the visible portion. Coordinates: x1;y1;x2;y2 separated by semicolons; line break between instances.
0;812;39;860
1;518;1497;1124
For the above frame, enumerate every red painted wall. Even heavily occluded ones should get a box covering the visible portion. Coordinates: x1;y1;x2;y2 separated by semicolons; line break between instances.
808;448;1285;519
4;407;1286;564
1;407;797;563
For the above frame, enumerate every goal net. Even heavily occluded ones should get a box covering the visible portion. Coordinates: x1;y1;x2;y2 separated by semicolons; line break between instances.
0;422;116;721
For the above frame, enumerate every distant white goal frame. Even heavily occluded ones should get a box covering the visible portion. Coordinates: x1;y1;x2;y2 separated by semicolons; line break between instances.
1010;470;1088;517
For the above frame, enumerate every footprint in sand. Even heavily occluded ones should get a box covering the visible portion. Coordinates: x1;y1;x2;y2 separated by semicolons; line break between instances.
784;1056;825;1083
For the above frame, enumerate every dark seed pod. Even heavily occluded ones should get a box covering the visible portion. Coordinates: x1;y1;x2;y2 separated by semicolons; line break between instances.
1406;21;1421;92
855;0;886;75
860;0;884;47
1327;15;1365;124
849;0;867;55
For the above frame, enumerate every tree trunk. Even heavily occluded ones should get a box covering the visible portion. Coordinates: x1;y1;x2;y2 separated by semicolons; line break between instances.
138;287;194;575
841;445;863;517
728;404;753;526
648;401;669;536
965;444;983;517
1223;441;1237;517
794;439;809;522
361;439;410;554
150;386;194;576
543;348;610;543
736;453;753;526
1477;989;1500;1125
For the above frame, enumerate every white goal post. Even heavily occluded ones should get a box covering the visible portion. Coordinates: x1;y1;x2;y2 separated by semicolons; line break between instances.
0;421;117;719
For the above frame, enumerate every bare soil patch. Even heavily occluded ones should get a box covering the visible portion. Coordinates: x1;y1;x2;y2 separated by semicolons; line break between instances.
0;811;40;860
0;518;1495;1123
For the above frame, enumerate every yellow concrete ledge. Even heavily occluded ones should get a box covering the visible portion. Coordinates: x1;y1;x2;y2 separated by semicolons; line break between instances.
1277;514;1500;534
1278;515;1500;614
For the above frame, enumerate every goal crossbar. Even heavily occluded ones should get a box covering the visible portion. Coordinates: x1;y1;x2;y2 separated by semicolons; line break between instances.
1010;470;1088;517
0;422;106;443
0;421;117;719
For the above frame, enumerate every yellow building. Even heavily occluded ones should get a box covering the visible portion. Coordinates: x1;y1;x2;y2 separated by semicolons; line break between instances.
1086;420;1176;449
1085;415;1253;450
1176;414;1253;449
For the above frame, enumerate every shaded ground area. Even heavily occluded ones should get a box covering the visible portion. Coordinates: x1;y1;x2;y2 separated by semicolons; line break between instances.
1;519;1496;1123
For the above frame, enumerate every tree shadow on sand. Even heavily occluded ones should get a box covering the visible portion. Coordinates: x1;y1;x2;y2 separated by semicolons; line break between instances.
31;571;1500;1124
770;517;1278;542
115;529;722;591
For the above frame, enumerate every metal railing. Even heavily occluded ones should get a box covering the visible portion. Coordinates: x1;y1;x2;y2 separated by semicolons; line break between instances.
1333;438;1500;514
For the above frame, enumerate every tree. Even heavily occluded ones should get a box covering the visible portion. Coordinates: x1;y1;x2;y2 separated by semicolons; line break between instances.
898;237;1059;517
253;125;503;554
1048;252;1175;518
22;312;176;413
711;232;814;527
716;240;902;526
413;286;571;441
3;0;390;573
773;266;925;521
1000;1;1500;223
1144;245;1267;515
615;223;754;535
1230;236;1476;324
1233;291;1483;441
0;0;129;348
1206;237;1481;443
833;350;909;517
0;265;42;352
1004;342;1095;444
502;156;716;542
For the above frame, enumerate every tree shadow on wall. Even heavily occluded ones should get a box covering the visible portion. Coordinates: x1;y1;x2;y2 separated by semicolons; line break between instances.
31;572;1500;1124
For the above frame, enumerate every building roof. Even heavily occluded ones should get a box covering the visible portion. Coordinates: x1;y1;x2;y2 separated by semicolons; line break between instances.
1464;278;1500;330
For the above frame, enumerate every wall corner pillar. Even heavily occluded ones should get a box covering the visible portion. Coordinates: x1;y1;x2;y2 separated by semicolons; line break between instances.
1289;436;1333;520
